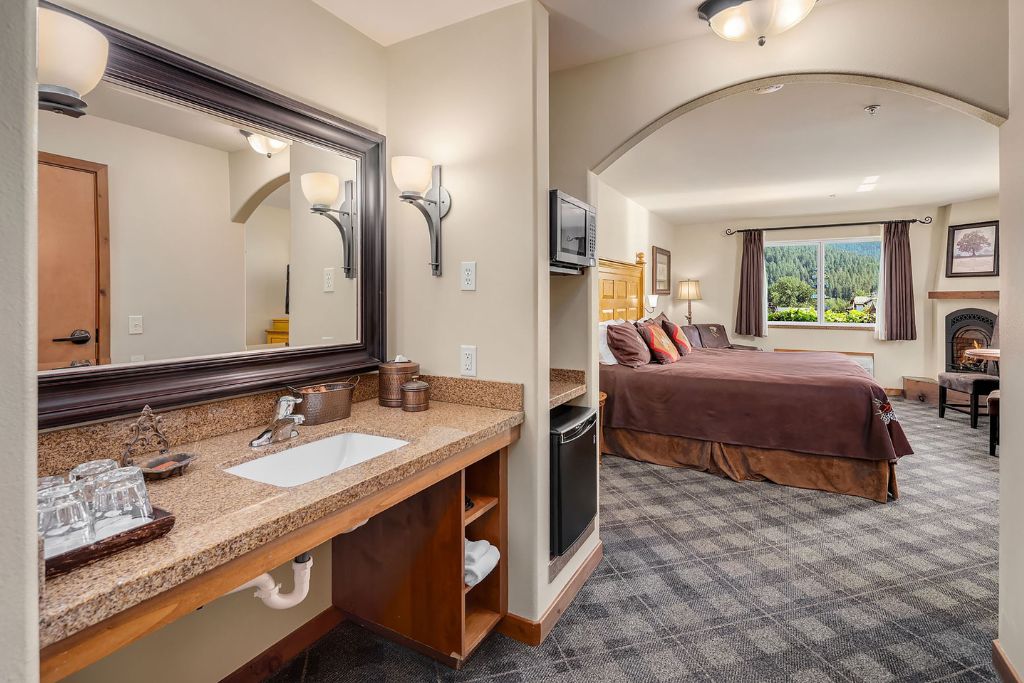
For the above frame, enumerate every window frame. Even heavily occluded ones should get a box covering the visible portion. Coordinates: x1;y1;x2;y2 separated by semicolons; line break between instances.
765;236;880;329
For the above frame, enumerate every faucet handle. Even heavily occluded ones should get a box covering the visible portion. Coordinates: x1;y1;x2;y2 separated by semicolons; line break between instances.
274;394;302;420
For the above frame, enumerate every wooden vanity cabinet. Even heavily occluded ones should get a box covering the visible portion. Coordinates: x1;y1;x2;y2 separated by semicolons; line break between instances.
332;447;508;668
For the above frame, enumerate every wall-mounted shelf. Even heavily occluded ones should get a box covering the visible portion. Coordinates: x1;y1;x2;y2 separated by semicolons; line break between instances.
550;368;586;409
928;290;999;300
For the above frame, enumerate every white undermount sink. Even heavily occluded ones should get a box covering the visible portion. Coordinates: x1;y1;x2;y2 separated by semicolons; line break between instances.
225;432;409;488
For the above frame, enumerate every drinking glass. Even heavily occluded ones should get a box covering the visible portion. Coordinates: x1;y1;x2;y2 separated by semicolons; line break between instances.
92;467;153;536
37;475;65;491
37;483;95;558
69;458;118;506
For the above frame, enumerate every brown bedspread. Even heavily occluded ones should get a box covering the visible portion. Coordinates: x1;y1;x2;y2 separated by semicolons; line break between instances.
600;349;913;462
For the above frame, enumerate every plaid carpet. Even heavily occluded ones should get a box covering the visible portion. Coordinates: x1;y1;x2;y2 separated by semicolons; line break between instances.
271;399;999;682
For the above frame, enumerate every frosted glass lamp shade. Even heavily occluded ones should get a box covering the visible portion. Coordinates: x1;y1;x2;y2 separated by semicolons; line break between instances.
645;295;660;310
391;156;433;195
37;8;109;97
242;131;288;157
702;0;816;44
676;280;703;301
301;172;341;208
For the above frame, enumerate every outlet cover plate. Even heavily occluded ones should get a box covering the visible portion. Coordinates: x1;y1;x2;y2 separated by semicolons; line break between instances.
460;261;476;291
460;345;477;377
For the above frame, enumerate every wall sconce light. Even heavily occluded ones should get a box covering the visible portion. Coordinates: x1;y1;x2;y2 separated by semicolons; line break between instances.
675;279;703;325
645;294;659;314
391;156;450;277
37;8;110;118
300;172;356;279
240;130;289;158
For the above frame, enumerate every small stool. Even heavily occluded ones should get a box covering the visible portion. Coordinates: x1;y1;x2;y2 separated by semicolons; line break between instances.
987;390;1000;457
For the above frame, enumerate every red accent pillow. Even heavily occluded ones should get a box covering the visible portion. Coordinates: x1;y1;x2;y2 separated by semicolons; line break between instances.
606;323;651;367
636;321;681;364
661;320;693;356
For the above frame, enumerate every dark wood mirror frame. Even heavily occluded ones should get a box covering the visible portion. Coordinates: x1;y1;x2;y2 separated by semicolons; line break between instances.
38;2;387;429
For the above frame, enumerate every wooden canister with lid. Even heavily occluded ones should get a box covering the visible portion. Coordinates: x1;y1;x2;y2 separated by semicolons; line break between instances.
378;361;420;407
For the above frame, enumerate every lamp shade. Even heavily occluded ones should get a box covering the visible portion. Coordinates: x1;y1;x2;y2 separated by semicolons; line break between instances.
37;8;109;97
242;131;288;157
391;156;433;195
645;295;659;310
676;280;703;301
702;0;816;44
300;172;341;208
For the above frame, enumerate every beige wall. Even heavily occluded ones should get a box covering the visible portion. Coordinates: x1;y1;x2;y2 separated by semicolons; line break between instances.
229;146;290;223
551;0;1009;198
244;204;291;346
0;0;39;679
999;0;1023;671
39;112;246;364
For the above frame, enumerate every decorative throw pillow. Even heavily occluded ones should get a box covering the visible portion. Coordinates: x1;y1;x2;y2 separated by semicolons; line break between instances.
598;319;625;365
636;321;681;364
606;323;651;367
661;319;693;356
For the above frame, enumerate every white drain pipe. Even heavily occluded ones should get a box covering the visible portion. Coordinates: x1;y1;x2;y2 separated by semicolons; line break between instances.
227;553;313;610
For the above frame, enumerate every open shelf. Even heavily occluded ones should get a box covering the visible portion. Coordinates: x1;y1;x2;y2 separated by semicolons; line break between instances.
464;493;498;526
464;604;502;655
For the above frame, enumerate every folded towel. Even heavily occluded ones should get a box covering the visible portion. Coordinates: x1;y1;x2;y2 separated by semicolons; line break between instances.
465;538;490;564
465;545;500;587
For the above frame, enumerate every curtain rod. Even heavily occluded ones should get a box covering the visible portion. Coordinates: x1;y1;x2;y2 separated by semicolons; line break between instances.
724;216;932;236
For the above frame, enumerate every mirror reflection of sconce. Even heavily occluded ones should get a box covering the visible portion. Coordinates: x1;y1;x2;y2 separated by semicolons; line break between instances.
391;156;450;277
240;130;289;158
300;172;356;279
37;8;110;118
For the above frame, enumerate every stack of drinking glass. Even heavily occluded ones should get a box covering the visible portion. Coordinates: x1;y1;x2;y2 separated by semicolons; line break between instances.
38;459;154;559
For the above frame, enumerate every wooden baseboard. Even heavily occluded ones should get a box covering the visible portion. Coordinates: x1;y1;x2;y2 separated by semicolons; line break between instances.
884;388;904;398
220;607;344;683
497;542;603;647
994;640;1023;683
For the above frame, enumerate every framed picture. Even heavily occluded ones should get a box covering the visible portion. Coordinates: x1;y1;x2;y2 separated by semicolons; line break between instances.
652;246;671;295
946;221;999;278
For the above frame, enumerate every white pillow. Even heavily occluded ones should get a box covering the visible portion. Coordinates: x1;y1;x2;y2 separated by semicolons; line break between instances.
598;319;626;365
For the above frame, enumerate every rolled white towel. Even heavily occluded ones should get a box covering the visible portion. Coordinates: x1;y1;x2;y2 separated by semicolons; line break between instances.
465;545;500;587
465;538;490;564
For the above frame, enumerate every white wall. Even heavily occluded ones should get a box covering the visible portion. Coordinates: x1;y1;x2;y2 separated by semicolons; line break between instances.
551;0;1009;198
0;1;39;679
244;204;290;346
229;146;289;222
999;0;1023;671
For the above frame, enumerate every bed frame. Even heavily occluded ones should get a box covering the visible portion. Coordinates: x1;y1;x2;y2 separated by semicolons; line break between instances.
598;253;646;322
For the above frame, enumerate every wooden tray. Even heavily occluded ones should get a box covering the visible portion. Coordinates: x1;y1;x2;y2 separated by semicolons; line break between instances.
45;507;175;579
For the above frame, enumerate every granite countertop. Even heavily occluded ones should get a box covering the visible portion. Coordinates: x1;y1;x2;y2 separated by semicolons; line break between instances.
39;399;523;648
549;368;586;409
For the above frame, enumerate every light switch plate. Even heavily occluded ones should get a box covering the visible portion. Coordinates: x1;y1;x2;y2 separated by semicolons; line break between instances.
460;345;477;377
323;267;335;292
460;261;476;291
128;315;144;335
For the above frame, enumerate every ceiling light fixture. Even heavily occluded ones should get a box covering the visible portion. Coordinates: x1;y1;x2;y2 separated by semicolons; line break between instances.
240;130;289;158
864;104;881;116
37;8;110;118
698;0;817;46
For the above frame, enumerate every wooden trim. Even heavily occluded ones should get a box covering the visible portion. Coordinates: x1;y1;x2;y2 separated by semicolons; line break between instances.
497;541;603;647
994;640;1023;683
220;607;344;683
928;290;999;300
37;2;387;429
768;324;875;331
39;426;519;682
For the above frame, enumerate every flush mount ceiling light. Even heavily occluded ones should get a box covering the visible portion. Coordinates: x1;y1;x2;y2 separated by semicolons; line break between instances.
240;130;289;158
392;156;451;277
698;0;817;46
300;172;357;279
37;8;109;117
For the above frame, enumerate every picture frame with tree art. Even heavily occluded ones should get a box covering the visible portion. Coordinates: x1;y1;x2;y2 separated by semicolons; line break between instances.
946;221;999;278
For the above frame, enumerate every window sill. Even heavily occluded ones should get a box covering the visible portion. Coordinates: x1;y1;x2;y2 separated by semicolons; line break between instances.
768;323;876;331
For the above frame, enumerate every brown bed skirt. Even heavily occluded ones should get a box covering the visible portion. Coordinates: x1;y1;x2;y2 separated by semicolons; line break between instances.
603;427;898;503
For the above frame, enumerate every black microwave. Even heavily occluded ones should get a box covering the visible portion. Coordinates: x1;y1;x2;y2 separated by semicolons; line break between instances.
550;190;596;270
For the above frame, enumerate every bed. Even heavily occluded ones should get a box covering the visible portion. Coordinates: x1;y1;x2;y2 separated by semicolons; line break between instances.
598;254;913;502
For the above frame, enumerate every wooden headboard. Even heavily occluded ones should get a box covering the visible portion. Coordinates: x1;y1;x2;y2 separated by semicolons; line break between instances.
598;252;646;321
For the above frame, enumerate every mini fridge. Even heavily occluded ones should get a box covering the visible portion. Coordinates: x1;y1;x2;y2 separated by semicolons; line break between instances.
549;405;598;556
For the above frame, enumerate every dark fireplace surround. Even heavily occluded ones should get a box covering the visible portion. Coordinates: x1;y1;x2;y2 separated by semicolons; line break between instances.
945;308;997;373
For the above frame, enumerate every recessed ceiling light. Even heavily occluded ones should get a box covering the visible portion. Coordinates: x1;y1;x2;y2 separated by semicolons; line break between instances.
753;84;784;95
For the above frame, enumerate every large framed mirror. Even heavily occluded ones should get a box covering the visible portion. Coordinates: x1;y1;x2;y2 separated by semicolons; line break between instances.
37;2;386;428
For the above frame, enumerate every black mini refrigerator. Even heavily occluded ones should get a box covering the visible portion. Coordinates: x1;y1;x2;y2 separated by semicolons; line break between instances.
550;405;599;556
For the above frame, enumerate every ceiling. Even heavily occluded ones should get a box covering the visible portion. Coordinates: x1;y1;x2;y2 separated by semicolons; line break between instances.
600;82;1000;225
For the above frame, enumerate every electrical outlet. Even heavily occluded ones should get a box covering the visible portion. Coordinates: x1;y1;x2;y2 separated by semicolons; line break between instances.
128;315;144;335
460;345;477;377
323;267;335;292
460;261;476;291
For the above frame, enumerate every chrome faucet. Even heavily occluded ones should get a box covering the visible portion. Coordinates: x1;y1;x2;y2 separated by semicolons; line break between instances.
250;395;305;448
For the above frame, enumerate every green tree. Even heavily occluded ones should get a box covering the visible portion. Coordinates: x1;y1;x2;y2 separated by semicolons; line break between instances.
768;276;815;309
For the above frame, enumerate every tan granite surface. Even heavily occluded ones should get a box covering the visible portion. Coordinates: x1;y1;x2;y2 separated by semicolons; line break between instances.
418;375;523;411
549;369;586;409
39;398;522;647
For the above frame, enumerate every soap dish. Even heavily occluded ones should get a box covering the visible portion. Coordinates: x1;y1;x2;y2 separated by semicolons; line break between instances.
136;452;197;480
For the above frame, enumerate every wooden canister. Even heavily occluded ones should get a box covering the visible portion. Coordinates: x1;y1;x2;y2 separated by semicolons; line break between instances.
401;379;430;412
379;361;420;407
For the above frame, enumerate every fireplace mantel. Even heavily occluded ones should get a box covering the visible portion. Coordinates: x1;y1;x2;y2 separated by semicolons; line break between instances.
928;291;999;300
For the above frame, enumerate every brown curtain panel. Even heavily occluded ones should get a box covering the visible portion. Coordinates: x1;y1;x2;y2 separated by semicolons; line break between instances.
882;221;917;341
735;230;766;337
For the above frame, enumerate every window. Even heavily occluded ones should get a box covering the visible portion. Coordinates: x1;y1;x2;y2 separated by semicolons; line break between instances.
765;237;881;325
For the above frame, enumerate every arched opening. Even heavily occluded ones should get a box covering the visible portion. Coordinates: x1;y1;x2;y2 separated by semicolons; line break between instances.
231;172;289;224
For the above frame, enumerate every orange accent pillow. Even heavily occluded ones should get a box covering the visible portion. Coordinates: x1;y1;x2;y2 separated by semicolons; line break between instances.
636;321;681;364
661;320;693;356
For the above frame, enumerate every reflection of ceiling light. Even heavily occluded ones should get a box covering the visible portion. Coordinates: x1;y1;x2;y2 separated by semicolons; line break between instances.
698;0;817;46
37;8;110;118
753;84;785;95
240;130;289;158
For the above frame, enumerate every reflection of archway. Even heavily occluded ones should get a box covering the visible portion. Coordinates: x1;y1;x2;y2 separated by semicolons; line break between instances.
231;172;288;224
594;73;1005;177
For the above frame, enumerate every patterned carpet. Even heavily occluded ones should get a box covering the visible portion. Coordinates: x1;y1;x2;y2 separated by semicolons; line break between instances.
271;399;999;682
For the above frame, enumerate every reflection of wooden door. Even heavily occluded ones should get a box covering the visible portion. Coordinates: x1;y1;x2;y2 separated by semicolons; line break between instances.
38;152;110;371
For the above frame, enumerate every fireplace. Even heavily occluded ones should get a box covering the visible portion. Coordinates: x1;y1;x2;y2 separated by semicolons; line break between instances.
945;308;997;372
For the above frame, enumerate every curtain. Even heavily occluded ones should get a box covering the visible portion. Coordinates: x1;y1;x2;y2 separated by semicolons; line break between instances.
735;230;766;337
879;221;917;341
